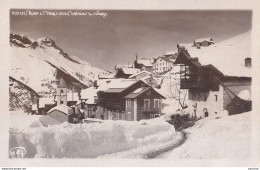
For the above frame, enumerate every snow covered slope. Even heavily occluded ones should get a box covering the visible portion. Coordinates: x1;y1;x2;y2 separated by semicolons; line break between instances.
9;77;39;112
10;33;111;94
158;112;251;159
10;33;111;109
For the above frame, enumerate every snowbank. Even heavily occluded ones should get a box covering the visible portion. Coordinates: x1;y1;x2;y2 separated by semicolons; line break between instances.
159;111;251;159
9;119;178;158
9;110;42;129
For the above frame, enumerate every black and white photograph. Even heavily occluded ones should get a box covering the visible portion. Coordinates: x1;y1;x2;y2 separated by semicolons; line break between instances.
1;0;260;168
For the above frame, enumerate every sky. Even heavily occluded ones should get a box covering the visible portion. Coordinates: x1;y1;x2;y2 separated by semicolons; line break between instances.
10;10;252;72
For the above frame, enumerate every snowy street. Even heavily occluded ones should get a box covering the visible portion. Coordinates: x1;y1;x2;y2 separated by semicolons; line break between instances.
9;110;251;159
9;111;183;158
98;131;185;159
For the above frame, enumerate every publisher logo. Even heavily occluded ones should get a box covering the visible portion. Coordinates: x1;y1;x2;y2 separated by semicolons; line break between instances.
9;147;27;158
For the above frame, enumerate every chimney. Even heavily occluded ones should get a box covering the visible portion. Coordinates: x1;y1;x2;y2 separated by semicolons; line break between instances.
245;57;252;67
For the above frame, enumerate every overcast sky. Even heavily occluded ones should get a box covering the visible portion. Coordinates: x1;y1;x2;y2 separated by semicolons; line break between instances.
10;10;252;71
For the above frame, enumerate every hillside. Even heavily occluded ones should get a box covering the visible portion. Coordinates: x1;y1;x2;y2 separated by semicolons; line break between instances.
158;111;251;159
9;33;111;110
9;77;39;112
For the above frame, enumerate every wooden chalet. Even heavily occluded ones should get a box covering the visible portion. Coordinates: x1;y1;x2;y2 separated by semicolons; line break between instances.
175;50;224;92
175;32;252;118
193;37;214;47
96;80;165;121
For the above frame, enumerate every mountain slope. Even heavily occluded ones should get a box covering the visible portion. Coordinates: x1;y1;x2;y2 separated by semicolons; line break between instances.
10;33;111;110
9;76;39;112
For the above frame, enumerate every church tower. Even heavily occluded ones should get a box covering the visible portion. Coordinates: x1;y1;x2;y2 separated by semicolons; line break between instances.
56;78;67;105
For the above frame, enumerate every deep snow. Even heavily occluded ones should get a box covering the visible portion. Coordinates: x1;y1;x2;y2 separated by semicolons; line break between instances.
182;31;251;77
158;111;251;159
9;112;181;158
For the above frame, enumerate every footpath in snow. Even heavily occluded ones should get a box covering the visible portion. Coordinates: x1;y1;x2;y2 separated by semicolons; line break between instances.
98;131;184;159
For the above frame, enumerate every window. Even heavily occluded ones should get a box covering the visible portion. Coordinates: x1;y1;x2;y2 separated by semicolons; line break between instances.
60;100;63;104
154;99;160;109
215;95;218;102
150;114;160;119
144;99;150;111
61;89;64;95
154;114;160;118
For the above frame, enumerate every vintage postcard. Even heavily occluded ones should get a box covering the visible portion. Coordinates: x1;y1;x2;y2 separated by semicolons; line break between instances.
1;0;260;168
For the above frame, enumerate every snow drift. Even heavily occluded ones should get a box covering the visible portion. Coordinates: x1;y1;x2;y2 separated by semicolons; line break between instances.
159;111;251;159
9;119;178;158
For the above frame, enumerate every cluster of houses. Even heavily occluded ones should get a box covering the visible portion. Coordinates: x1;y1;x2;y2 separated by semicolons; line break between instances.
32;36;252;123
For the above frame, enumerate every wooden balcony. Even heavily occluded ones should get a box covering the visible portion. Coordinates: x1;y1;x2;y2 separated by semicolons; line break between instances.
180;79;210;91
180;79;200;89
97;99;125;110
142;107;161;114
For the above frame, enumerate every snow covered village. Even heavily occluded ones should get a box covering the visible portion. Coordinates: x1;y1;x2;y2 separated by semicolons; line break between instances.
9;10;252;159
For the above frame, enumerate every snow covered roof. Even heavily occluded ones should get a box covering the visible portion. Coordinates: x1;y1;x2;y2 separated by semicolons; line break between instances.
122;68;140;75
115;64;133;70
124;87;165;99
137;59;153;67
128;70;152;79
102;79;140;93
81;79;140;102
194;37;214;44
158;56;175;63
98;74;115;79
104;88;125;93
80;87;98;104
32;104;38;111
39;97;55;108
179;31;251;77
177;43;193;49
47;104;73;115
164;51;177;56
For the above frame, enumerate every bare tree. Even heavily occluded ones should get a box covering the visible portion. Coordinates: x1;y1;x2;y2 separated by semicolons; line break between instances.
167;72;188;112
